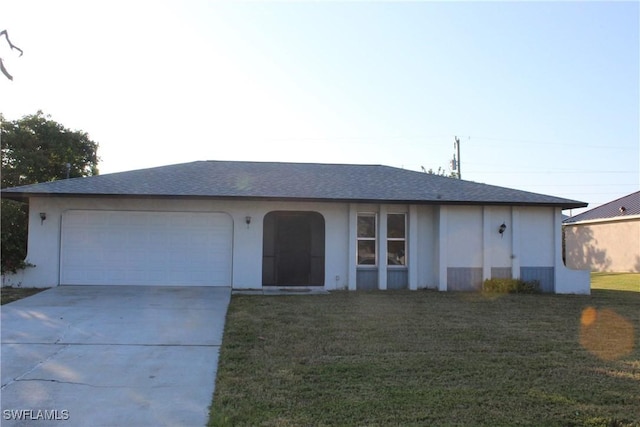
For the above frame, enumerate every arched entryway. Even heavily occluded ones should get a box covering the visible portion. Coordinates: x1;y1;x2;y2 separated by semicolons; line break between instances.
262;211;325;286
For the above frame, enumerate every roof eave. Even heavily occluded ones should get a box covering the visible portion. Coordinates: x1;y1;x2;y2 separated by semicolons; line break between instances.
563;214;640;225
0;191;588;209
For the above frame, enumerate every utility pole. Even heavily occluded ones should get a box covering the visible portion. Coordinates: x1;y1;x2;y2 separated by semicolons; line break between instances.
456;137;461;179
451;136;461;179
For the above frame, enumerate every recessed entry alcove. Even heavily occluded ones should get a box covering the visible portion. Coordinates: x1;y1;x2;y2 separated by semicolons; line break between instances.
262;211;325;286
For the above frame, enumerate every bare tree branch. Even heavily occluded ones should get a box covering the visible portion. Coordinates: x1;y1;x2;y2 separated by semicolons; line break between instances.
1;30;24;81
0;58;14;80
1;30;23;56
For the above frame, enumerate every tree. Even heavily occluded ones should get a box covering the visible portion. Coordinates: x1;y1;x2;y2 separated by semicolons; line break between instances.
425;166;456;178
1;111;99;274
1;30;23;81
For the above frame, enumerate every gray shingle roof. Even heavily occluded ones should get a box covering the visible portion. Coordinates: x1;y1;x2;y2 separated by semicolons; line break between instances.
563;191;640;223
1;160;587;208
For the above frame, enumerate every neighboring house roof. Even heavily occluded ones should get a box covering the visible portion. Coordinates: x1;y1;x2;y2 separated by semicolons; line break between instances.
563;191;640;224
1;160;587;208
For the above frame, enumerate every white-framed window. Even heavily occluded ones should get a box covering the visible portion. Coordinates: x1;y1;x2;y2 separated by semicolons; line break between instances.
387;213;406;266
357;213;376;266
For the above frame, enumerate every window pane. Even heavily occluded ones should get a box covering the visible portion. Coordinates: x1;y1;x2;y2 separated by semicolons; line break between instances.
358;215;376;238
358;241;376;265
387;214;405;238
388;241;406;265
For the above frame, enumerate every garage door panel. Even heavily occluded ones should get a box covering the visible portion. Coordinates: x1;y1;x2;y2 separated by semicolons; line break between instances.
61;211;233;286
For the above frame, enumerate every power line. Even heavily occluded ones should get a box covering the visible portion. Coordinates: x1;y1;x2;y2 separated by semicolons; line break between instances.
264;134;635;150
504;184;638;188
464;170;638;174
461;135;636;150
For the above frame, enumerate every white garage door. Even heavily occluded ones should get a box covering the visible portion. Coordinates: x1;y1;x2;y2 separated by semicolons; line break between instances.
60;210;233;286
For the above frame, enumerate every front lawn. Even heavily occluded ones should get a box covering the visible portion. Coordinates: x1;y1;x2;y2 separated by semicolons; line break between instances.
210;285;639;426
1;286;48;305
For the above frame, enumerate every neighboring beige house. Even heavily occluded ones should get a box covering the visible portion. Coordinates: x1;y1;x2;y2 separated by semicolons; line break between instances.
563;191;640;272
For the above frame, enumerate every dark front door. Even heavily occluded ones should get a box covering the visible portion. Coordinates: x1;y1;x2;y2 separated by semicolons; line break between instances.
262;211;325;286
276;215;311;285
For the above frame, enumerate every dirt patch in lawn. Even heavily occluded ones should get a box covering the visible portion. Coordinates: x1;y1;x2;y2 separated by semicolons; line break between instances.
1;287;48;305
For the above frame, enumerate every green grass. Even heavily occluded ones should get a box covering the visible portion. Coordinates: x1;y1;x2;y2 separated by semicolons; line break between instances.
591;272;640;292
210;284;640;426
1;286;48;305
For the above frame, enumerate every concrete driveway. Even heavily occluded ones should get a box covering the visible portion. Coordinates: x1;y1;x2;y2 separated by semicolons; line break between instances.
1;285;231;427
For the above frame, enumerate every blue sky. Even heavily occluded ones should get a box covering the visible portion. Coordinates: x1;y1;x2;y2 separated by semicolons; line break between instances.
2;0;638;214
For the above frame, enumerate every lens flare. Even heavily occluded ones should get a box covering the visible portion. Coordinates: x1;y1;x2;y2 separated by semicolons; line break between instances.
580;306;597;326
580;307;635;361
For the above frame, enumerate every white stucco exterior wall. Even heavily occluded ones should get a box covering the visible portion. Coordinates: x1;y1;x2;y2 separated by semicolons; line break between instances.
436;206;448;291
447;206;483;268
554;208;591;294
485;206;513;270
432;204;589;294
3;197;589;293
511;207;521;279
4;197;352;290
519;207;554;267
8;197;62;287
416;205;437;289
377;204;388;290
347;203;358;291
408;205;419;290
